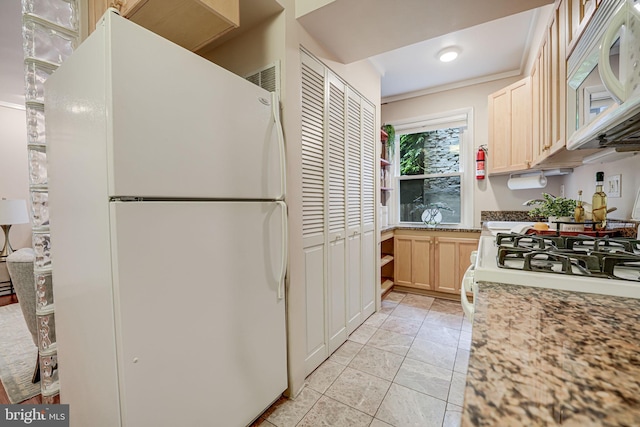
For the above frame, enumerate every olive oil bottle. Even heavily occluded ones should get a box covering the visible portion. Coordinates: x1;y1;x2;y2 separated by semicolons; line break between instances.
592;172;607;230
574;190;585;223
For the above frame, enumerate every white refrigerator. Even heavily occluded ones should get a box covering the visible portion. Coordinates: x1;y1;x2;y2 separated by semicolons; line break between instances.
45;10;287;427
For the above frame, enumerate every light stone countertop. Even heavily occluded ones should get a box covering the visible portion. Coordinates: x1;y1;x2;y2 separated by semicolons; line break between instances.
462;282;640;426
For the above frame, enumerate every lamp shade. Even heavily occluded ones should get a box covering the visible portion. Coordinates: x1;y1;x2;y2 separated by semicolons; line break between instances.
0;199;29;225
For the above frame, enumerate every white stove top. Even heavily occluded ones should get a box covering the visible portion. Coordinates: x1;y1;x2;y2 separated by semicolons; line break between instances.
474;235;640;299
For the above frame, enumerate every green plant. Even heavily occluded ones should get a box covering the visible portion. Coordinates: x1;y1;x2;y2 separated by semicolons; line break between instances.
527;193;576;218
382;124;395;154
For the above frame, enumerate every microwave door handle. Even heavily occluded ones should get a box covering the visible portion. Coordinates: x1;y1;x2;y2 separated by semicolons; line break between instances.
599;5;628;104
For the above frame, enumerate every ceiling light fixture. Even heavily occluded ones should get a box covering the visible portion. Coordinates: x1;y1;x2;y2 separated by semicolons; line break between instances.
438;46;460;63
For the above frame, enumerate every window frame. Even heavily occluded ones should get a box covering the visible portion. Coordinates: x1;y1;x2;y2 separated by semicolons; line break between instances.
389;108;474;228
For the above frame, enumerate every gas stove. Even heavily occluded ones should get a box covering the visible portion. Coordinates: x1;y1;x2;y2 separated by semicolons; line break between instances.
473;233;640;299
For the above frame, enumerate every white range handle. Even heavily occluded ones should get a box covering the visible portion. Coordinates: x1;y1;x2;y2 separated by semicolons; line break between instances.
598;3;629;104
277;200;288;300
272;92;287;201
460;264;475;322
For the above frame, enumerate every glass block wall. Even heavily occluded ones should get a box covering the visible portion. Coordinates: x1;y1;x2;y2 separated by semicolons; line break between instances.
21;0;79;402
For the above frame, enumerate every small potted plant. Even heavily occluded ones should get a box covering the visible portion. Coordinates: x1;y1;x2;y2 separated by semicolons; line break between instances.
527;193;577;229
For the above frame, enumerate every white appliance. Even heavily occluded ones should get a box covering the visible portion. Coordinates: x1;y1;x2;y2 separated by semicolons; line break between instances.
567;0;640;150
45;11;287;427
471;232;640;303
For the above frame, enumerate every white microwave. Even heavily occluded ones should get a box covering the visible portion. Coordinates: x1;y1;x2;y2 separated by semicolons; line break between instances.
566;0;640;150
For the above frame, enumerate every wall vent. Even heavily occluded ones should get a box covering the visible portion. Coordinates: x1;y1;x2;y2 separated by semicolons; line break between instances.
245;61;280;93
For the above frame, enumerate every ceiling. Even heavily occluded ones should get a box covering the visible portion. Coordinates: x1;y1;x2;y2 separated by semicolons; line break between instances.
0;0;555;106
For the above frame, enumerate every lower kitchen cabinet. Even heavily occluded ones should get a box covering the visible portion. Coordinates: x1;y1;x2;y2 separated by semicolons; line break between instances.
395;235;433;290
394;230;479;296
434;237;479;294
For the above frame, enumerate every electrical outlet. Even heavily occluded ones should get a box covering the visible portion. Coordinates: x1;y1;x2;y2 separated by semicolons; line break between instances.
606;174;621;198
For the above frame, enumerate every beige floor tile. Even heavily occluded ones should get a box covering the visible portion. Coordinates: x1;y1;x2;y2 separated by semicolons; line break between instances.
264;387;321;427
306;360;346;394
461;316;473;333
399;293;435;310
348;324;378;344
325;367;391;416
380;315;422;336
384;291;406;303
348;345;404;381
447;372;467;407
454;348;470;375
329;340;363;366
429;299;464;315
394;357;453;400
375;383;446;427
423;311;464;330
366;328;414;356
416;323;461;347
296;395;372;427
390;303;429;321
364;312;389;328
370;419;393;426
458;330;472;350
407;338;457;370
443;409;462;427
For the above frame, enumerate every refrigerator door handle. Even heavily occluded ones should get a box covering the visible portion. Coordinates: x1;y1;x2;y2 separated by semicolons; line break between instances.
277;200;288;300
272;92;287;201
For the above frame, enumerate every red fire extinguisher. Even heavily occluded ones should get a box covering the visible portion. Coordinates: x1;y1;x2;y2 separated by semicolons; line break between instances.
476;146;486;180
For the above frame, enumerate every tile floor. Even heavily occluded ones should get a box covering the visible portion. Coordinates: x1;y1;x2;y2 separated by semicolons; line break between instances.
253;291;473;427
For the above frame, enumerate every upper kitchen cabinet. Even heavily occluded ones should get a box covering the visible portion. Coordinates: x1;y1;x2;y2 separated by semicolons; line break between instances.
565;0;600;54
488;77;532;175
87;0;240;51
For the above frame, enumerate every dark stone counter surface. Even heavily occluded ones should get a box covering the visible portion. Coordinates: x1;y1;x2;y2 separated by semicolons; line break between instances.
462;282;640;426
380;225;481;233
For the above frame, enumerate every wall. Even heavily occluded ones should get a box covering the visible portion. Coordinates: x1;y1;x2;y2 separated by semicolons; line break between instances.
562;154;640;220
382;77;562;227
0;104;31;250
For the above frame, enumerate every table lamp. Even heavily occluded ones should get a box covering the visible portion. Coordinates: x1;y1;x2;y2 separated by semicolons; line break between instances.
0;198;29;258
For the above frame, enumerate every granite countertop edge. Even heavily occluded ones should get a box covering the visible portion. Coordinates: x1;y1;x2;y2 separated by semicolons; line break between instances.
461;281;640;426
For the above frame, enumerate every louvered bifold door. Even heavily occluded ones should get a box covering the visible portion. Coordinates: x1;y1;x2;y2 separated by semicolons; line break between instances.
346;88;363;334
300;52;327;374
327;72;348;353
361;100;377;318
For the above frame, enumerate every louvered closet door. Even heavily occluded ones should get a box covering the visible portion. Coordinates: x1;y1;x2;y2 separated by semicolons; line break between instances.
327;72;347;353
300;52;327;374
361;100;376;318
345;88;363;334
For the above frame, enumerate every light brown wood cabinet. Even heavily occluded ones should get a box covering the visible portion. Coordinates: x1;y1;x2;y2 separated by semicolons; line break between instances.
393;230;479;296
566;0;600;54
87;0;239;51
488;77;532;175
394;234;432;290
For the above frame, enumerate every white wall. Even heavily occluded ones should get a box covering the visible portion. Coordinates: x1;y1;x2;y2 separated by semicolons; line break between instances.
0;104;31;250
562;154;640;220
382;77;562;227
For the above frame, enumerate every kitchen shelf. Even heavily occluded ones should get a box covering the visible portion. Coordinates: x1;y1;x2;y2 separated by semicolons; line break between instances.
381;254;394;267
381;278;394;294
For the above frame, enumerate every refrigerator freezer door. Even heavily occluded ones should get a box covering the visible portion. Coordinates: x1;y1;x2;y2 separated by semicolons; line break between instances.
52;12;284;201
110;201;287;426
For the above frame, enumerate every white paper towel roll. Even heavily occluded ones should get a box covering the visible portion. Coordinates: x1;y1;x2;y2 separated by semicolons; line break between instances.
507;174;547;190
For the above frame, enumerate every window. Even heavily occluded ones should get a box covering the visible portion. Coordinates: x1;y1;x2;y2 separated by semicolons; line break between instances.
391;110;473;226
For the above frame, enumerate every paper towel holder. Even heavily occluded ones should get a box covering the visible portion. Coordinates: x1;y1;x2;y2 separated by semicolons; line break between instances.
507;168;572;190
